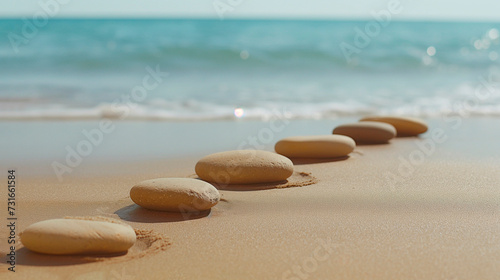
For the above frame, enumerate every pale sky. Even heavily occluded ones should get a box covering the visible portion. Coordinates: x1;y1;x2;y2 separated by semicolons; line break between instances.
1;0;500;21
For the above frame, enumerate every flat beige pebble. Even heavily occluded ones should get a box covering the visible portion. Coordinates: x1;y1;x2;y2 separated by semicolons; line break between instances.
195;150;293;184
130;178;220;212
333;121;396;144
20;218;136;255
275;135;355;158
360;116;428;136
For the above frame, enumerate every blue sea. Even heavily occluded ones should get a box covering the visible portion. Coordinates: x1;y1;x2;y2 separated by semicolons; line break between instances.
0;19;499;121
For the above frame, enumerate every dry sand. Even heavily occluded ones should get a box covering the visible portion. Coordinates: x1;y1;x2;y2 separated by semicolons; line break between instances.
1;130;500;279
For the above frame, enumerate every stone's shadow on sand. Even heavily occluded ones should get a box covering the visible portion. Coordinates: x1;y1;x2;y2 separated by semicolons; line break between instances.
396;134;420;138
355;141;390;146
11;230;171;267
10;247;127;266
115;204;211;223
291;155;350;165
209;171;318;191
213;180;288;191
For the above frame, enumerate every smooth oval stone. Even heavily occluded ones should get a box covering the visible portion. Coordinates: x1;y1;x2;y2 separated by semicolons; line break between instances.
130;178;220;212
20;218;136;255
195;150;293;184
360;116;428;136
275;135;355;158
333;121;396;144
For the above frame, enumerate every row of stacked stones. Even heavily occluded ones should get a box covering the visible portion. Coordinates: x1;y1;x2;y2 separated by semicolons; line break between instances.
20;116;427;255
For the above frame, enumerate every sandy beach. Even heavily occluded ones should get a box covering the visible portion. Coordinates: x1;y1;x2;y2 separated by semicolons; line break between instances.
1;118;499;279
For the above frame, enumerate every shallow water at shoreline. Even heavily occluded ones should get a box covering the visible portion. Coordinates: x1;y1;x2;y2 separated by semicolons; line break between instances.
1;118;499;179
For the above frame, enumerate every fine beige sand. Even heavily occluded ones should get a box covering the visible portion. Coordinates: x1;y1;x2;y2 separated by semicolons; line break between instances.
1;127;500;279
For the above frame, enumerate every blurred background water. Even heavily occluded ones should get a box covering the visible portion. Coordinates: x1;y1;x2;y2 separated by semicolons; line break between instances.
1;19;499;121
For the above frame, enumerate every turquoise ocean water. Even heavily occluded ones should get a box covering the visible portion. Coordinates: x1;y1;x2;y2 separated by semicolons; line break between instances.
1;19;499;121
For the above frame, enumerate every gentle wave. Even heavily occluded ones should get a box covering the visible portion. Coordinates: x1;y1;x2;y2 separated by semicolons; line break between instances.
3;98;500;121
1;39;496;72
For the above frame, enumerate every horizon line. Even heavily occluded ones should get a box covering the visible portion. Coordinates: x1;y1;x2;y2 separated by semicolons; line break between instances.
0;16;499;24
